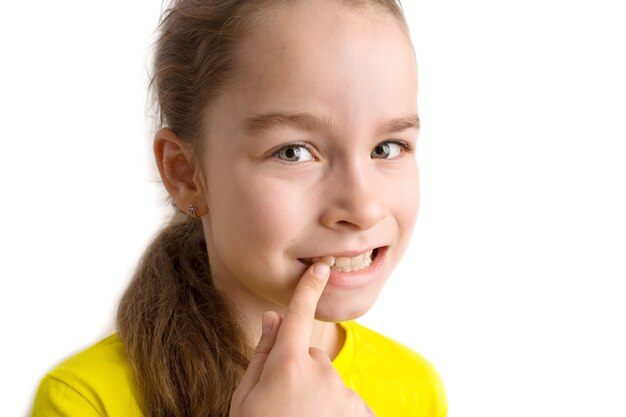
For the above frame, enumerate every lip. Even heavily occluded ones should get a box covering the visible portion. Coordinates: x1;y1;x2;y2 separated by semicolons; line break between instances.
311;246;388;290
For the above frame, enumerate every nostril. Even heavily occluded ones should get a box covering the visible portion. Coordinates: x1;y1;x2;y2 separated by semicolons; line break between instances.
335;220;363;230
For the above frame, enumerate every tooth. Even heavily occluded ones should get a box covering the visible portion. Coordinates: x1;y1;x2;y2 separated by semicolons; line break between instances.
322;256;335;267
334;257;350;267
351;254;364;264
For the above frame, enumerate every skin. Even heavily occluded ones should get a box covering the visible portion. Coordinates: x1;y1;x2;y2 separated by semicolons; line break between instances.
156;0;418;371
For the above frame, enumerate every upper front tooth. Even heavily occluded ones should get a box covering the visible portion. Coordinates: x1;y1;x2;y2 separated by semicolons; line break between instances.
321;256;335;266
334;257;350;267
351;254;364;264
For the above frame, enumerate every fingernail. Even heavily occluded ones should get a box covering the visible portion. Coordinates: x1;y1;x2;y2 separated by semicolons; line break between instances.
312;262;330;279
262;312;273;333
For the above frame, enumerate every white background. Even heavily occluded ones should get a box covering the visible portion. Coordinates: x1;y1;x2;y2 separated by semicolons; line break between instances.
1;1;624;416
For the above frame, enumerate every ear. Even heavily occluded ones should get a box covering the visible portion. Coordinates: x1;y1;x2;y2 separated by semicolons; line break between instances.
154;128;208;217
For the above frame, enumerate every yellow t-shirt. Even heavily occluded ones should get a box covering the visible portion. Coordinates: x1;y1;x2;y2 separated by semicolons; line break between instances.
32;321;447;416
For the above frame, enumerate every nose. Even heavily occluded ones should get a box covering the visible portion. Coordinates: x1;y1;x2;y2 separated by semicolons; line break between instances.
319;159;386;231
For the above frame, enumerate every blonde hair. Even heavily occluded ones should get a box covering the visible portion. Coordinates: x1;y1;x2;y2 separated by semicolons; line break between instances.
117;1;408;416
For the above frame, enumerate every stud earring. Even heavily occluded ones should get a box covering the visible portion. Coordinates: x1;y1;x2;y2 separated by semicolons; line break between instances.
187;204;198;218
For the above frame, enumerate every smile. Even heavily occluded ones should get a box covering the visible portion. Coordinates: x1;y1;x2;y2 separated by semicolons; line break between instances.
299;248;379;273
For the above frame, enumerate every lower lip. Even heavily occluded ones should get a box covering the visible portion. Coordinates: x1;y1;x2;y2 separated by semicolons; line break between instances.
326;247;387;289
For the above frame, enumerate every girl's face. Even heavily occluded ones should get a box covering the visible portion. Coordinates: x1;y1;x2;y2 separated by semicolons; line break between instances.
200;0;419;322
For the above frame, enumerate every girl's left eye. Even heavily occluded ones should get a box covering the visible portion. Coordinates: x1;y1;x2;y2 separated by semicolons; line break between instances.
274;145;315;163
371;141;405;159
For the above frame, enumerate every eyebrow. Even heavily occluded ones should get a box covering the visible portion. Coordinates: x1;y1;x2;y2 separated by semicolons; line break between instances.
379;114;420;135
244;112;420;135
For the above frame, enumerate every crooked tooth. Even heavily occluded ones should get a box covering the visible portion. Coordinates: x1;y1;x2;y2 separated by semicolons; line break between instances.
321;256;335;267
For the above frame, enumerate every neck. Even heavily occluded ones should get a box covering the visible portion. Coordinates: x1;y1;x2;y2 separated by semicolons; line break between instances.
241;306;345;360
212;271;345;360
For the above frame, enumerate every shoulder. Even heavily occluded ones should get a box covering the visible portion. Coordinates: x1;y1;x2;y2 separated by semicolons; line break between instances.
44;334;131;396
32;334;142;416
338;321;440;378
335;321;447;417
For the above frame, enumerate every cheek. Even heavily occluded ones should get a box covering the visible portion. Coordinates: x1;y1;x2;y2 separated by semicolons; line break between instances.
404;179;420;229
391;164;420;234
208;169;308;259
401;193;419;244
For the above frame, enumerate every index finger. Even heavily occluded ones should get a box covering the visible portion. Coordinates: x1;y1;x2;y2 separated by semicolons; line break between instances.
274;262;331;354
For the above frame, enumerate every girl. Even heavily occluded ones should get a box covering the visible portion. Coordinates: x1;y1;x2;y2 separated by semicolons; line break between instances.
32;0;446;415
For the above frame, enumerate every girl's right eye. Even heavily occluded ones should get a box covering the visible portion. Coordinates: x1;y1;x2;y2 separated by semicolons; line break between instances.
274;144;315;163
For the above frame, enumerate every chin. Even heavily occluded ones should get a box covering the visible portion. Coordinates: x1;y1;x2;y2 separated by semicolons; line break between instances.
314;292;378;322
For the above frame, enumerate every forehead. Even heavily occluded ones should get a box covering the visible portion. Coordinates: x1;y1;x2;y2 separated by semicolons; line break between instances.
214;0;417;131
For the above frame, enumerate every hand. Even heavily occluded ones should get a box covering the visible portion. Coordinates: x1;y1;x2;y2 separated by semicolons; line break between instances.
230;262;376;417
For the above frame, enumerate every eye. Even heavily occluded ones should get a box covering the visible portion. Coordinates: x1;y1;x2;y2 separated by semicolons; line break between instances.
274;144;315;163
371;141;404;159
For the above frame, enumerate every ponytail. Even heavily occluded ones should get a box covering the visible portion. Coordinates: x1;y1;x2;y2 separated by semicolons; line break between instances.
117;212;250;417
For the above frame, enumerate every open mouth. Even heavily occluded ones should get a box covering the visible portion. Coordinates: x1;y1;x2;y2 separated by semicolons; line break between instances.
299;248;380;273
